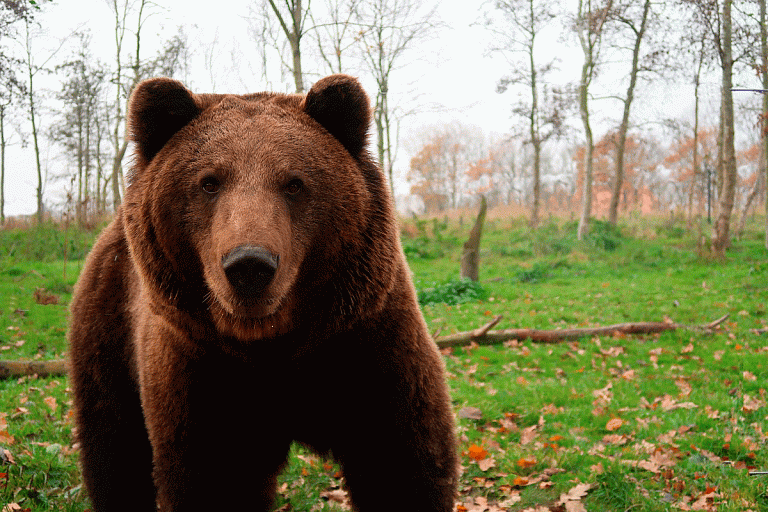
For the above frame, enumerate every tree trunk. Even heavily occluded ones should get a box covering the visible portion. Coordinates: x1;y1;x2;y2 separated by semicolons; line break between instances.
267;0;305;93
609;0;650;226
761;0;768;250
577;58;593;241
460;195;487;282
529;16;541;229
711;0;736;256
26;26;43;225
0;104;5;225
687;42;704;227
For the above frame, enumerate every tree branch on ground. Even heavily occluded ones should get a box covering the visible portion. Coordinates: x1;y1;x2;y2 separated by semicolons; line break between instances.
434;314;730;349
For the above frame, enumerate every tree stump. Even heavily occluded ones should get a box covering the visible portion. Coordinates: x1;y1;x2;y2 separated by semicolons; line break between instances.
460;195;487;282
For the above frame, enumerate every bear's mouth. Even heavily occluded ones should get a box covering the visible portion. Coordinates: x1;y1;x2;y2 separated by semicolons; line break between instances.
207;292;293;340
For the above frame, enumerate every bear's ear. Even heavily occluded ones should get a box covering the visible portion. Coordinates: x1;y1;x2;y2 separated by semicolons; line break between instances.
128;78;201;167
302;74;371;157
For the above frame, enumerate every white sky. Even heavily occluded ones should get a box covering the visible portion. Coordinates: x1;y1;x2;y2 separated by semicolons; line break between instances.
1;0;757;217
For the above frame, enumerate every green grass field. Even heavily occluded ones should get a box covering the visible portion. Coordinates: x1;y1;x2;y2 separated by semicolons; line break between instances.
0;216;766;511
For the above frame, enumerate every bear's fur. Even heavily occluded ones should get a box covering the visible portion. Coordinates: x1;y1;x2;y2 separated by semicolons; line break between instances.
68;74;458;511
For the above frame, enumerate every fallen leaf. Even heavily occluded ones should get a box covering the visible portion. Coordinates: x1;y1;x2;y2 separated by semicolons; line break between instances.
602;434;629;445
320;489;350;509
44;396;57;413
743;394;766;413
675;379;692;397
478;457;496;472
606;418;624;431
520;425;538;445
468;444;488;461
458;407;483;420
558;482;593;503
516;457;537;468
0;431;14;445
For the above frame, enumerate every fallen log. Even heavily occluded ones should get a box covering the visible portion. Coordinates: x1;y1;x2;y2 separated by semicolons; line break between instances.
0;359;67;379
434;314;730;349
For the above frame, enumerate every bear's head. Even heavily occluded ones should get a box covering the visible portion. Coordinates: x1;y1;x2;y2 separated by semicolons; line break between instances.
123;75;399;343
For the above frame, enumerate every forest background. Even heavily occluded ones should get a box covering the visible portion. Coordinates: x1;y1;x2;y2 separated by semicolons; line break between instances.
0;0;767;256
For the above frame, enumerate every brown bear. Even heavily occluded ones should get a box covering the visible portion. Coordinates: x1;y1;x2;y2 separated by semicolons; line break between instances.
68;74;458;512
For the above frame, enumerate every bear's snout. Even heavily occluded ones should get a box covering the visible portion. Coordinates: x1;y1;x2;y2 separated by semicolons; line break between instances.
221;245;279;299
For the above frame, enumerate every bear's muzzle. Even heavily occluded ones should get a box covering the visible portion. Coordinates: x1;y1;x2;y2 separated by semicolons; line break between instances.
221;245;279;299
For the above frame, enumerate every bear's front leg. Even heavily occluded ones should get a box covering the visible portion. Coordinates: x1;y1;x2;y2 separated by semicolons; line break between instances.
303;326;458;512
137;329;291;511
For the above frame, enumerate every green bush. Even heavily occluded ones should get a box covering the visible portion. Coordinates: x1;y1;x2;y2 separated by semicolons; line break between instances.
585;220;623;252
417;278;487;306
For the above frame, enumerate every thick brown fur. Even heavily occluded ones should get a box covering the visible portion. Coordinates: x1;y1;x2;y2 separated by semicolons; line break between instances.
68;74;458;511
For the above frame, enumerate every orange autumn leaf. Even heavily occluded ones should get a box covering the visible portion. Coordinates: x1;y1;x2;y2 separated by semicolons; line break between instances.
549;435;564;442
512;476;529;486
517;457;537;468
468;444;488;461
606;418;623;431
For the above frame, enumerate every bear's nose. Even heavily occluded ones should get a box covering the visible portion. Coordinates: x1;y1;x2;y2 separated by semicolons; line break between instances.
221;245;279;298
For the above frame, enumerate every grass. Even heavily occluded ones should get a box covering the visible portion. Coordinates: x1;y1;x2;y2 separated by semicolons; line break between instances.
0;217;766;511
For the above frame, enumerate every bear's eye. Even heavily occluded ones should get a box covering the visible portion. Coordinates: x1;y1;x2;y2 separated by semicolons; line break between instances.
284;179;303;197
201;176;220;195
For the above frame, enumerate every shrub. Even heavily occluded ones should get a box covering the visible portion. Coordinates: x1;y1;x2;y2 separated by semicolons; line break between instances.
417;278;487;306
585;220;622;252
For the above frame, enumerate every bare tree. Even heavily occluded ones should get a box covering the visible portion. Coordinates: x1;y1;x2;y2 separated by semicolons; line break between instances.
761;0;768;249
52;31;107;226
606;0;651;225
489;0;568;229
355;0;439;195
22;14;69;224
575;0;613;240
0;1;31;224
252;0;311;93
311;0;361;75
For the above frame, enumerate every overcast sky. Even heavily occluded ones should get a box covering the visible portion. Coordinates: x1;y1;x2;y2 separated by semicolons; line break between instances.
2;0;757;217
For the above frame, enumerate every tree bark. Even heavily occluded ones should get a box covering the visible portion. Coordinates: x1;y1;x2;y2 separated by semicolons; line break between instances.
460;195;487;282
